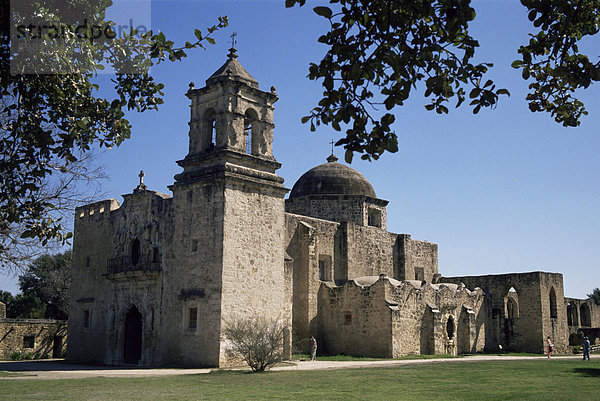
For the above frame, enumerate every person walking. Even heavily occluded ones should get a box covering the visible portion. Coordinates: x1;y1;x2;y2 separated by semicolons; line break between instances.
310;336;317;361
583;336;591;361
546;336;553;358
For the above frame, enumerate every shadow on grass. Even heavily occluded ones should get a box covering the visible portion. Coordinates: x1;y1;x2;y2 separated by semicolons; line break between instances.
572;367;600;378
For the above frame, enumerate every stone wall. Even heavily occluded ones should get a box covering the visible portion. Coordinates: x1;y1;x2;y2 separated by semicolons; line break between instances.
442;272;569;354
397;235;439;282
343;222;397;279
318;276;484;358
69;189;172;366
286;195;371;227
0;317;67;359
285;213;340;351
220;179;288;365
565;297;600;329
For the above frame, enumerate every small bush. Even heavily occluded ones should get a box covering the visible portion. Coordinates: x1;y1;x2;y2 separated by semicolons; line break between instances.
10;352;22;361
223;316;286;372
572;346;581;354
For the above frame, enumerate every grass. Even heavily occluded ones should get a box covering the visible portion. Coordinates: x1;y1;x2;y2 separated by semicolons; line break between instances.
1;358;599;400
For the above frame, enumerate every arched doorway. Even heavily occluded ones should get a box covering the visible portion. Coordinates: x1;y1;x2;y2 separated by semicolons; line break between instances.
580;303;591;327
124;306;142;364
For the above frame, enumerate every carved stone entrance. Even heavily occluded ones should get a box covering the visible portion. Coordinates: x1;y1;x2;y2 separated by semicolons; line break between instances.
123;306;142;364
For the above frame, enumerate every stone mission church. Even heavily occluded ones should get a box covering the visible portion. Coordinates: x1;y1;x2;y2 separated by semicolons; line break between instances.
68;49;596;367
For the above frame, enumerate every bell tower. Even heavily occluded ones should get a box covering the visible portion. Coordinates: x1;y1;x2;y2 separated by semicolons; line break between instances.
166;47;289;367
183;47;277;159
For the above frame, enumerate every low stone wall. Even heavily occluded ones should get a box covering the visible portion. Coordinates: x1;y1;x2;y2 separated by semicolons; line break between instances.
0;318;67;359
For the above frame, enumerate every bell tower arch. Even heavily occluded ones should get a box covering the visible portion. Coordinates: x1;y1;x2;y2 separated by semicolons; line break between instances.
185;48;277;158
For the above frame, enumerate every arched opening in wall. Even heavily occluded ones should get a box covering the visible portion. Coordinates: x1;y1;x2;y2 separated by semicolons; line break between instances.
549;287;558;318
580;303;591;327
569;332;583;346
566;303;578;326
504;286;519;319
131;238;141;266
204;108;216;149
123;306;142;364
501;286;519;347
446;316;455;340
244;109;258;155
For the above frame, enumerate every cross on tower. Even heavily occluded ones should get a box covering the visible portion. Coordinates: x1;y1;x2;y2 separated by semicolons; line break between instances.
230;32;237;48
330;139;335;154
136;170;147;191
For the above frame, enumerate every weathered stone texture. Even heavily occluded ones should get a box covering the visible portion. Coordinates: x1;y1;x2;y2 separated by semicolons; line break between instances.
318;277;484;358
442;272;569;354
286;196;388;230
0;315;67;359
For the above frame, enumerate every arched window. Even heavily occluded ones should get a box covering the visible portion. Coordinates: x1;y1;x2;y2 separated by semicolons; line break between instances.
580;303;591;327
131;238;141;266
446;316;455;339
244;109;258;155
549;287;557;319
204;108;216;148
566;303;578;326
504;286;519;319
507;298;517;320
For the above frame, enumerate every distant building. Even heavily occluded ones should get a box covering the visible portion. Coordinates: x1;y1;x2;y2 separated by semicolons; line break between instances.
0;302;66;359
68;49;598;367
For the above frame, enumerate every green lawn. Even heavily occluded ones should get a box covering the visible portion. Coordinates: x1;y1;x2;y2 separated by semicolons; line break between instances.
1;359;598;400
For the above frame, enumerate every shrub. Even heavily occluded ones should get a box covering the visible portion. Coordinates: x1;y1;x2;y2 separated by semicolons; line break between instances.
10;352;22;361
223;316;286;372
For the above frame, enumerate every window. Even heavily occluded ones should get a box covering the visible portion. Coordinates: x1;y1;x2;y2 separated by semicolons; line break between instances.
204;109;216;148
549;287;557;319
85;256;90;268
131;238;141;266
191;239;198;252
83;310;90;328
414;267;424;281
446;316;455;339
244;109;258;155
318;255;331;281
506;298;517;319
152;247;159;263
344;312;352;325
188;307;198;330
367;208;382;228
23;336;35;349
504;286;519;319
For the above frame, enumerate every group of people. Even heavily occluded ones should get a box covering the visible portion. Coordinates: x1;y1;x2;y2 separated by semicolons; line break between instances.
546;336;591;360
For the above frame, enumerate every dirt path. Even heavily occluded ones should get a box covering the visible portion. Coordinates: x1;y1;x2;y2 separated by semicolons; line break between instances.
0;355;583;380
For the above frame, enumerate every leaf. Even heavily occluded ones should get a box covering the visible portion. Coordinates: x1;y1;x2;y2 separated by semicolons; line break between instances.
206;37;215;45
313;6;333;18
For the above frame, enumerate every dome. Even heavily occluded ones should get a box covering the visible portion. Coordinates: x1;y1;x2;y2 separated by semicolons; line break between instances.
289;154;376;198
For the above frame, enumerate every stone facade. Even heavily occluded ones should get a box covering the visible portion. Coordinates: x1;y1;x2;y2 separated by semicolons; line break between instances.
565;297;600;347
441;272;570;354
68;50;594;367
318;277;485;357
0;302;67;359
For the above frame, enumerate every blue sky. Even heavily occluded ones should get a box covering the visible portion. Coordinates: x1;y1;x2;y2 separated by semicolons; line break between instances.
1;0;598;298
